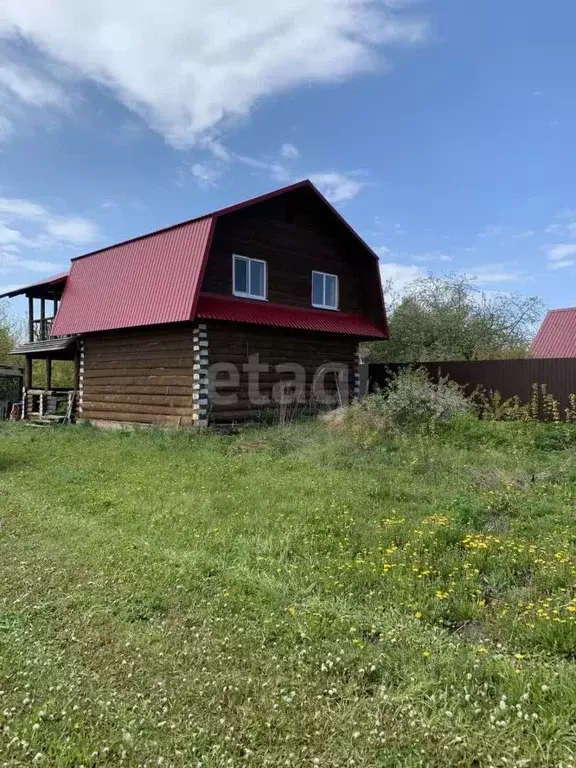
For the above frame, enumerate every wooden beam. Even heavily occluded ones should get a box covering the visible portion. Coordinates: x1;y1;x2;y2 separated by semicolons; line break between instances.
40;297;46;340
24;356;33;389
45;356;52;391
27;295;34;342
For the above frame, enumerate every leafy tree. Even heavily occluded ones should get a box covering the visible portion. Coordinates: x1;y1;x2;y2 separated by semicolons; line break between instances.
0;301;20;367
368;274;544;363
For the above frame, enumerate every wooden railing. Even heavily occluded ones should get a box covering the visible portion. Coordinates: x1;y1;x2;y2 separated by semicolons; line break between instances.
32;317;55;341
23;388;76;422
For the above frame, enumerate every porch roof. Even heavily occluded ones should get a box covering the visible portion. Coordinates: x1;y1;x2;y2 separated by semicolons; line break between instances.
11;336;77;357
0;272;68;300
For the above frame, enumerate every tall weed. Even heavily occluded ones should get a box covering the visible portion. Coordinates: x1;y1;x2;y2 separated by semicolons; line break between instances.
343;367;471;445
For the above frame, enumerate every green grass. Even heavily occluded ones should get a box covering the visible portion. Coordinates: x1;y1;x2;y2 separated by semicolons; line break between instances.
1;418;576;767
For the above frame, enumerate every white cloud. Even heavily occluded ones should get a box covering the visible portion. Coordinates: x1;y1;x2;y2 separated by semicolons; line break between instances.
308;172;363;204
378;259;525;298
412;251;453;263
0;251;61;274
0;0;427;147
0;198;49;219
45;217;98;245
546;243;576;262
0;115;13;141
545;211;576;239
199;135;233;162
0;61;68;108
0;223;22;244
379;262;426;293
190;162;223;189
511;229;536;240
549;259;575;270
0;196;99;252
188;144;292;188
0;59;69;138
466;263;522;283
280;143;299;160
235;153;290;182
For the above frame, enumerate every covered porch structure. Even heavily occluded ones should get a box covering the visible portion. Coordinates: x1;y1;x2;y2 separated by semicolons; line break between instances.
1;273;78;422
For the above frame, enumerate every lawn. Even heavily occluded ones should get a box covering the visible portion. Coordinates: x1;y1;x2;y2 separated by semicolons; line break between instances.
1;418;576;767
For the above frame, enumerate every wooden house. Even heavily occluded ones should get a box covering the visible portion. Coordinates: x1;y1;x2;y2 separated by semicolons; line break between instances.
1;181;388;427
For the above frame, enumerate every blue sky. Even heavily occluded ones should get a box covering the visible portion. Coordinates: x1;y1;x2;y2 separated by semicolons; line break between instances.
1;0;575;319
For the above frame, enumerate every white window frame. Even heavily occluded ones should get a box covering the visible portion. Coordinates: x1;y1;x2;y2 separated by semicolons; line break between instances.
312;270;339;310
232;254;268;301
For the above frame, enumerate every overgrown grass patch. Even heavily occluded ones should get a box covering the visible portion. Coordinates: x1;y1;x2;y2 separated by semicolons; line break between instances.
1;419;576;766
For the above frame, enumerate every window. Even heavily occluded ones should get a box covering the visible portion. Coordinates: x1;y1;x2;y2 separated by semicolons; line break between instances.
312;271;339;310
233;255;267;300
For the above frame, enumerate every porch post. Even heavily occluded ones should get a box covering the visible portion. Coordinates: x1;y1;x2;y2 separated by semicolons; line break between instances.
40;297;46;339
24;357;32;389
45;356;52;391
27;295;34;342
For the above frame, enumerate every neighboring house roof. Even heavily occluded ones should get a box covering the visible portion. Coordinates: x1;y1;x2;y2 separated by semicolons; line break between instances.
197;293;387;339
531;308;576;358
46;180;386;337
0;272;68;300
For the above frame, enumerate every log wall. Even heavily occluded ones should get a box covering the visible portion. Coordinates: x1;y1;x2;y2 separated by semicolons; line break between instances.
81;325;197;427
207;321;358;424
80;321;360;428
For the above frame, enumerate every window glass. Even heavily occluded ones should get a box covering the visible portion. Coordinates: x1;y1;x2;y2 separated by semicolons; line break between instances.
251;260;265;299
233;255;266;299
312;272;324;306
312;271;338;309
325;275;337;308
234;257;248;294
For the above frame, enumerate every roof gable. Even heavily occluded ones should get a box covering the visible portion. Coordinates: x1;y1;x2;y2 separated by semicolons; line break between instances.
531;308;576;358
51;181;385;337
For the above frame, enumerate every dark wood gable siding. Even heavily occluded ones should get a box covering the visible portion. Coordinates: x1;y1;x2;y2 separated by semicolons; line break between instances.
201;189;379;317
207;321;358;424
81;325;196;427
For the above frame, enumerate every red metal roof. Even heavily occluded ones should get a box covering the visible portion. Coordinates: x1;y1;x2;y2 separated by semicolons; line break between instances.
50;180;386;336
197;293;387;338
52;217;215;335
530;308;576;358
0;272;68;299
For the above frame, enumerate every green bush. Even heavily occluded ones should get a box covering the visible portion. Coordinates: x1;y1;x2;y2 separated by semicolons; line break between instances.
343;367;471;445
383;367;472;427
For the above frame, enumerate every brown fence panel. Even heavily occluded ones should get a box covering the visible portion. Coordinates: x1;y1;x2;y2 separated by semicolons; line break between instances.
367;359;576;412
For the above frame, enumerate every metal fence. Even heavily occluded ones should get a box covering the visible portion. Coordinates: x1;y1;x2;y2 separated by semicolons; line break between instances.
367;358;576;412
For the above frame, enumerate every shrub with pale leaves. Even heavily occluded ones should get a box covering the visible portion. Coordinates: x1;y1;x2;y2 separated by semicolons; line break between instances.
343;367;471;445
